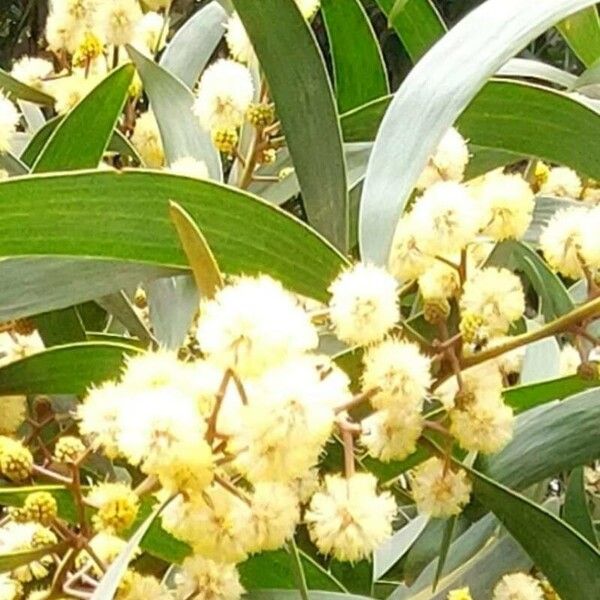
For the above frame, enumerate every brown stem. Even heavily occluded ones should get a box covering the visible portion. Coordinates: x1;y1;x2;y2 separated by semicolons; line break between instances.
230;371;248;406
334;388;378;414
33;464;73;485
69;463;89;537
342;429;355;478
214;473;251;506
206;369;232;445
459;248;468;285
134;474;159;496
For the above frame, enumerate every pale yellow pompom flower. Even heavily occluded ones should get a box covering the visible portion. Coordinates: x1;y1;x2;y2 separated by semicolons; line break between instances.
360;406;423;462
75;532;130;576
416;127;469;191
0;574;21;600
45;71;98;115
134;11;167;53
98;0;143;46
559;343;581;376
410;458;471;518
132;110;165;167
540;166;582;199
460;267;525;337
492;572;544;600
362;338;432;412
225;13;255;64
0;396;26;435
411;182;483;256
117;572;172;600
447;588;473;600
328;263;399;346
418;260;460;300
175;556;244;600
0;522;52;583
87;483;139;533
477;172;535;241
388;214;434;281
295;0;321;19
437;361;503;411
450;396;514;454
539;207;600;278
169;156;209;179
11;57;53;91
0;93;20;155
160;486;252;563
306;473;396;562
45;9;84;53
193;59;254;132
196;275;318;377
246;482;300;552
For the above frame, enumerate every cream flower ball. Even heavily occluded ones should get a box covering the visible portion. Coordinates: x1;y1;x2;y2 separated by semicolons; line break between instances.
540;166;582;199
328;263;399;346
10;56;53;90
169;156;209;179
492;572;544;600
416;127;469;191
0;93;20;154
225;13;255;64
131;110;165;168
410;181;483;256
196;275;318;377
388;214;434;281
476;171;535;241
97;0;143;47
193;59;254;132
175;556;244;600
460;267;525;337
0;396;26;435
362;338;432;412
305;472;396;562
410;458;472;518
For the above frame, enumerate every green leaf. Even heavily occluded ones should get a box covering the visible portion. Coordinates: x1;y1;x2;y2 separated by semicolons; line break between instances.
0;152;28;176
476;388;600;491
564;467;598;547
321;0;388;113
375;0;445;61
31;64;133;173
159;1;228;89
0;543;68;574
486;240;574;321
34;307;86;347
0;342;141;395
91;500;169;600
0;257;178;323
96;292;155;346
0;485;78;522
0;68;55;105
433;517;456;591
126;45;221;180
0;170;347;302
503;374;600;413
169;201;223;298
471;468;600;600
557;7;600;67
342;80;600;183
232;0;349;250
359;0;600;265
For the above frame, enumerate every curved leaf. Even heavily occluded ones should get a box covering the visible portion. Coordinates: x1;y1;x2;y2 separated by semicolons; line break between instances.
0;170;347;302
557;7;600;67
0;342;141;395
159;1;228;88
471;468;600;600
0;68;54;105
32;64;133;173
375;0;445;61
359;0;599;265
564;467;598;547
497;57;577;88
0;544;68;574
476;388;600;490
321;0;388;112
126;45;222;180
232;0;349;250
0;152;27;176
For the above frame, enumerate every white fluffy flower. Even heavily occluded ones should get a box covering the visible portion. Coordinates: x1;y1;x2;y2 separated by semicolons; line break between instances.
411;458;472;518
169;156;209;179
362;338;432;412
119;572;172;600
410;182;483;256
295;0;321;19
450;396;514;454
305;473;396;562
360;407;423;462
492;573;544;600
0;93;20;154
328;263;399;346
388;214;434;281
225;13;255;64
416;127;469;191
476;172;535;241
175;556;244;600
559;343;581;376
11;57;53;90
45;71;97;114
540;166;582;199
98;0;142;46
437;362;504;411
134;11;166;53
196;275;318;377
460;267;525;337
193;59;254;131
132;111;164;167
418;260;460;300
0;574;21;600
540;207;600;278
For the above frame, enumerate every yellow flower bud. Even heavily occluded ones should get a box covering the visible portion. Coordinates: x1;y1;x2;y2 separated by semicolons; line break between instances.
24;492;58;526
0;437;33;482
54;436;86;464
